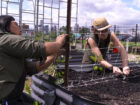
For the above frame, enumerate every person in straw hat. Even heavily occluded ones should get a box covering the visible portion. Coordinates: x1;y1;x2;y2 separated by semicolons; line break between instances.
82;17;130;76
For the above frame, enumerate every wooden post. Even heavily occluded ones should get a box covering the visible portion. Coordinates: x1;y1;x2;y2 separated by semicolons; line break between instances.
64;0;72;86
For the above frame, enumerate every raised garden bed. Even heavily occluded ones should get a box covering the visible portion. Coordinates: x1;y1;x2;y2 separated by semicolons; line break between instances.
31;73;105;105
67;66;140;105
31;49;140;105
31;64;140;105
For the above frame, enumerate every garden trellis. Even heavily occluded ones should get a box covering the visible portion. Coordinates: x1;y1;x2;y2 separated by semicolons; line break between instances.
0;0;78;38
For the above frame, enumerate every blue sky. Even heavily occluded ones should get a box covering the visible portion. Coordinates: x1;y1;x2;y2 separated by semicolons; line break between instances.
1;0;140;28
123;0;140;10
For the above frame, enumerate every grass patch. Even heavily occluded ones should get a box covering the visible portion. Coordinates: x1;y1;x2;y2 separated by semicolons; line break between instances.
121;41;140;47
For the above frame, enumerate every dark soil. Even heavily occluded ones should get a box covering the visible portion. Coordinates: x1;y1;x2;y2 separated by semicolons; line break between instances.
67;67;140;105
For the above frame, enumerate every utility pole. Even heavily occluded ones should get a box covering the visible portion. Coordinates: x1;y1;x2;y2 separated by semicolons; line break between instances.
36;0;39;33
19;0;23;30
135;24;138;44
114;25;116;34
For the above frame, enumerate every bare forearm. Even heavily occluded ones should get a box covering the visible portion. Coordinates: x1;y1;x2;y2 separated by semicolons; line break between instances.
111;33;128;68
120;47;128;67
36;55;56;72
45;42;62;56
100;60;112;69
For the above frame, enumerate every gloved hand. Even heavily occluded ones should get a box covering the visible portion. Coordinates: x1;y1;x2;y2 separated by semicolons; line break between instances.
113;66;123;76
123;66;130;76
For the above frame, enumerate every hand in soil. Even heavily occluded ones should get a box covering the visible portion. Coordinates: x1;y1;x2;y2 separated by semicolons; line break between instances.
123;66;130;76
113;66;123;76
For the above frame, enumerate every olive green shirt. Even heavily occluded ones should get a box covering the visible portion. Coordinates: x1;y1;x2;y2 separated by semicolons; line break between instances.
0;33;46;99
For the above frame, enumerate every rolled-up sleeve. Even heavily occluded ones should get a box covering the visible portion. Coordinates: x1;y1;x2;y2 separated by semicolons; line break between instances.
0;34;47;59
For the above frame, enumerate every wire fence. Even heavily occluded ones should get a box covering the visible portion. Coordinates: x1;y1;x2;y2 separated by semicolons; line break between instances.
0;0;78;40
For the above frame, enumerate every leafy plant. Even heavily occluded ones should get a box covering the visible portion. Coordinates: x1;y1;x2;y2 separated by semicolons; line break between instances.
44;64;56;77
93;65;104;72
55;78;64;85
90;53;103;62
48;31;57;40
61;57;65;63
55;55;72;63
25;83;31;95
99;66;103;71
44;64;65;85
97;55;103;62
34;101;42;105
93;65;98;71
90;56;97;62
79;27;90;34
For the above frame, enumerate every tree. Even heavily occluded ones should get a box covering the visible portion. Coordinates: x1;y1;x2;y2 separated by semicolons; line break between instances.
79;27;90;34
79;27;90;48
59;26;75;45
60;26;67;34
49;31;57;41
116;30;120;36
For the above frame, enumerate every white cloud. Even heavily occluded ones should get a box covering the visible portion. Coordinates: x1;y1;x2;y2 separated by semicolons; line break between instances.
1;0;140;28
78;0;140;26
132;0;140;8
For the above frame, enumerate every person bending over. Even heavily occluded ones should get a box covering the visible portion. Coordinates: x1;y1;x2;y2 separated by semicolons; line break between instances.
82;17;130;76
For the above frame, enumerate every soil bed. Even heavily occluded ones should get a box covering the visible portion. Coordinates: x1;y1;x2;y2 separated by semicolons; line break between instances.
66;67;140;105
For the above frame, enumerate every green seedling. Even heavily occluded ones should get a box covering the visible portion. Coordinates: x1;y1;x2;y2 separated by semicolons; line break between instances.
60;55;72;63
90;53;102;62
58;71;65;78
34;101;38;105
44;64;56;76
55;71;64;78
34;101;42;105
55;72;59;76
61;59;65;63
90;56;96;62
58;73;63;78
55;78;64;85
97;55;103;62
25;83;31;95
56;58;60;63
99;67;103;71
60;55;65;63
61;71;64;75
94;65;98;71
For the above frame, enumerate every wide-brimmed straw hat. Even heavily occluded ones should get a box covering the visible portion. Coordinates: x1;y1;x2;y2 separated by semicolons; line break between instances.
93;17;112;31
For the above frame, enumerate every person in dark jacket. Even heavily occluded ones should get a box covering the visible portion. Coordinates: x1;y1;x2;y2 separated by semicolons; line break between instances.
0;15;67;105
82;17;130;76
